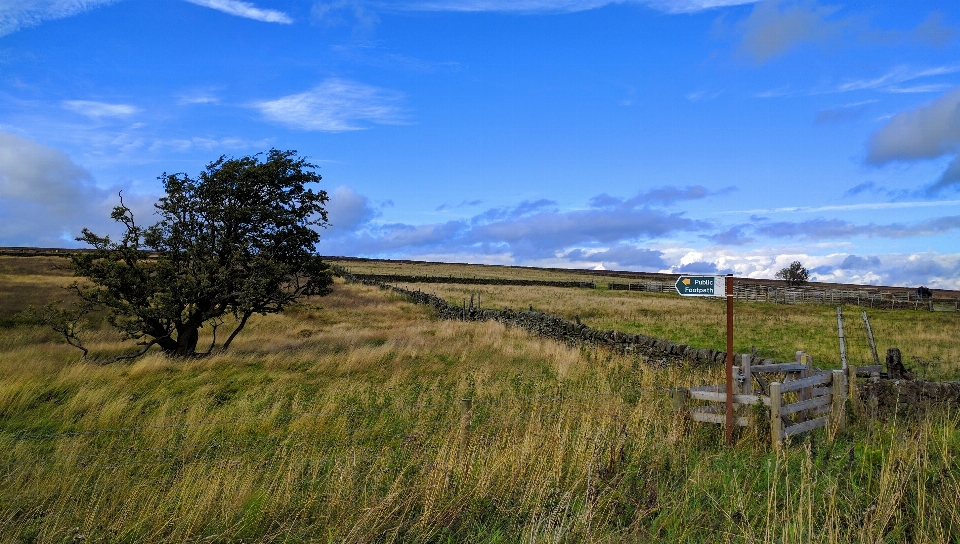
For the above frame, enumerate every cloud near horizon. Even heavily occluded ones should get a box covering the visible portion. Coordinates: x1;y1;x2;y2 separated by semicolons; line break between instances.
320;186;714;260
0;132;152;247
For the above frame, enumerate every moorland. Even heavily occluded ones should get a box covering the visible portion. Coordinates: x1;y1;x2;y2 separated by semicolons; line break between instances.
1;254;958;542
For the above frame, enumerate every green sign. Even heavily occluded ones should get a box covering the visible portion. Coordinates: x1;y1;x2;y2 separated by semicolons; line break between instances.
675;275;725;297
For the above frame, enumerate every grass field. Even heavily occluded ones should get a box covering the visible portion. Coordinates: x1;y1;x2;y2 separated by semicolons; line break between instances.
336;259;960;381
2;255;959;542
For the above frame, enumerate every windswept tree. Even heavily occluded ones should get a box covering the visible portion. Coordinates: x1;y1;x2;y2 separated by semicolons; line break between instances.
775;260;810;287
62;150;333;360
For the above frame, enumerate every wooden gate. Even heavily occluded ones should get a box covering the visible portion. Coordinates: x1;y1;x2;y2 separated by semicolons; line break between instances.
675;351;848;447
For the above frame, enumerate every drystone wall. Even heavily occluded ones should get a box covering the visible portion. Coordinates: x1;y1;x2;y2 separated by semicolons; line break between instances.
859;378;960;416
336;266;959;412
346;273;596;289
338;269;728;367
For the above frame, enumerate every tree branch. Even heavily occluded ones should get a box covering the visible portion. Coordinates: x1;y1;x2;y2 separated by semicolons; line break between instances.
220;311;252;353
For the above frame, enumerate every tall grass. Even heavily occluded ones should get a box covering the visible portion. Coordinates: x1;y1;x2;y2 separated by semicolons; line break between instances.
3;257;960;541
2;278;959;542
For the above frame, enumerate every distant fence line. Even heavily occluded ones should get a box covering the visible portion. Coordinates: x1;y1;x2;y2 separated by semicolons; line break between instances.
343;273;596;289
609;280;960;311
334;268;960;415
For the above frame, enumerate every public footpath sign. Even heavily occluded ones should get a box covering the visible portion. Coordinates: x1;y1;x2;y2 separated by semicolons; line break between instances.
676;274;737;447
675;275;726;297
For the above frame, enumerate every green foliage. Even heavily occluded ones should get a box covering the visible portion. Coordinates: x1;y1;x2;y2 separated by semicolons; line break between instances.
775;260;810;286
70;149;333;359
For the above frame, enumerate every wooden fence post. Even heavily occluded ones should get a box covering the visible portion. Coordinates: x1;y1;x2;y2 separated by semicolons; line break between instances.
670;388;688;412
837;307;848;369
770;382;782;448
847;365;857;414
742;354;752;395
830;370;846;436
861;310;880;367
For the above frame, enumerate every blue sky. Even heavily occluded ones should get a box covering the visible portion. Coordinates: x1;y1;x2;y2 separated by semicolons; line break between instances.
2;0;960;288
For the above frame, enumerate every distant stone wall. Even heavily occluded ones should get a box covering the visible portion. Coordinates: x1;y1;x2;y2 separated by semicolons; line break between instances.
347;273;596;289
337;267;959;412
339;269;727;367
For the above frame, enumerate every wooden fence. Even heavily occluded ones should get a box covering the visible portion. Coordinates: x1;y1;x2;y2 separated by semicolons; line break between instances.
609;280;959;311
675;352;848;447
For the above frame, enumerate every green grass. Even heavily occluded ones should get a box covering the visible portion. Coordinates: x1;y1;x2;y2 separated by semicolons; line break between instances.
403;281;960;380
1;257;959;542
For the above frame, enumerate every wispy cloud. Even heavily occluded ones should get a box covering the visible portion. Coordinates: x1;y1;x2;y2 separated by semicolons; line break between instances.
835;65;960;94
183;0;293;24
0;0;122;37
331;44;461;73
387;0;757;14
814;100;877;124
721;200;960;215
62;100;139;119
252;79;406;132
176;92;221;105
755;216;960;240
865;11;958;48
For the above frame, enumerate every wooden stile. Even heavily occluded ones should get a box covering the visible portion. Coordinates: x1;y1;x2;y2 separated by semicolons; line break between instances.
778;372;832;393
783;416;830;438
780;395;832;416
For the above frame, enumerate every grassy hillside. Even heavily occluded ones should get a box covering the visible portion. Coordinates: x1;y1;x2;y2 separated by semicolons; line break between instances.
1;256;959;542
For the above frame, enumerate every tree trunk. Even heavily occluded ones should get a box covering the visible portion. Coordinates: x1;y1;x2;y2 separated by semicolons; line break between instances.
173;325;200;357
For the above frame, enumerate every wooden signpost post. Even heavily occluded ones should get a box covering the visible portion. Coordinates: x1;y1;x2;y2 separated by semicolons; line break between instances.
676;274;735;446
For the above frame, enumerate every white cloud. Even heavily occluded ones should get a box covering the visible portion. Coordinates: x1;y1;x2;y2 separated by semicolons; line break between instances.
657;246;960;289
253;79;406;132
314;185;960;287
736;0;843;63
62;100;139;119
0;0;122;36
182;0;293;23
326;185;379;232
0;131;152;246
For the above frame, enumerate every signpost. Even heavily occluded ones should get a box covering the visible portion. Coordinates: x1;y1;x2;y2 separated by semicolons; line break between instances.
676;274;735;446
675;275;725;297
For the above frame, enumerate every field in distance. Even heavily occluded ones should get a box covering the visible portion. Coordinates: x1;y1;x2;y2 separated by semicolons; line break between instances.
2;254;959;542
330;258;960;380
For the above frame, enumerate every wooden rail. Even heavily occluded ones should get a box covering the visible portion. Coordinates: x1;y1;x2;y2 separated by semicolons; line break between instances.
677;352;848;447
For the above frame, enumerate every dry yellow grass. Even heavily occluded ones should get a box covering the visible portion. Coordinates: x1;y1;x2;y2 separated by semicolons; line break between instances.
1;258;959;541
